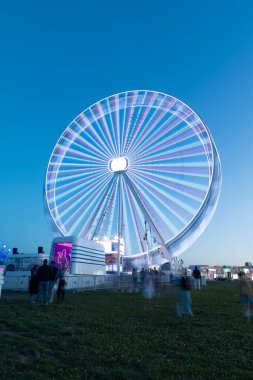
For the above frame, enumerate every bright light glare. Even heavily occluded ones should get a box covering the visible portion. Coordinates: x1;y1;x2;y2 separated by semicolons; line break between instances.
109;157;128;172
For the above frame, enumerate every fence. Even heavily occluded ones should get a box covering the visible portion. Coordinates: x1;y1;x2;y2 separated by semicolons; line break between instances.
2;273;134;292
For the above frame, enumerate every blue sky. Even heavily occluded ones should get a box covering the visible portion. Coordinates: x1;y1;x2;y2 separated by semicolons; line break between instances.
1;0;253;266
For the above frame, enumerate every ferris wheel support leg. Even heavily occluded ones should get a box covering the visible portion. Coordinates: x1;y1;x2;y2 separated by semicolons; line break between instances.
123;174;172;262
89;176;117;240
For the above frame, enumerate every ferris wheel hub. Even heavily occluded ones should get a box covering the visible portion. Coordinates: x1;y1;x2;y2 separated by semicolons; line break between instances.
109;157;129;172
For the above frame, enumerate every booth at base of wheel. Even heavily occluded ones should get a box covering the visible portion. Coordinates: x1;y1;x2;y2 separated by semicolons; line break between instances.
51;236;105;275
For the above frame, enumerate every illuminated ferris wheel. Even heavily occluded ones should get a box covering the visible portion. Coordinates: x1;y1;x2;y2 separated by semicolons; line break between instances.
45;90;221;261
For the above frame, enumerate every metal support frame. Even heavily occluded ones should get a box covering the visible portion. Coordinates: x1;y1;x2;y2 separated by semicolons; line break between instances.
123;173;172;262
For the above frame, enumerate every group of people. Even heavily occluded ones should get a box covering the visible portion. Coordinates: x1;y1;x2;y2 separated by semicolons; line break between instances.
131;265;202;315
29;260;253;319
28;259;66;305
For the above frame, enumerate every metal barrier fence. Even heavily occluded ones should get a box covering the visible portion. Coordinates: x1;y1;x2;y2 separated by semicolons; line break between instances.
2;274;30;291
2;273;134;292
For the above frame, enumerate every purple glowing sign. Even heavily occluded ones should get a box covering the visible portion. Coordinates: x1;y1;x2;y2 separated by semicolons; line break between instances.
53;242;72;270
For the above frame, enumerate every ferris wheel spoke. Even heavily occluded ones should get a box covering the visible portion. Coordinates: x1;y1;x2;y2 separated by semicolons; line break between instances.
79;176;118;239
133;124;196;162
47;166;107;187
131;168;208;196
129;170;198;216
126;107;168;157
128;99;183;157
92;102;118;157
48;167;105;177
119;93;127;155
53;172;108;214
123;174;171;245
119;93;130;156
122;91;153;155
121;92;138;154
126;94;176;155
130;170;200;214
136;142;210;164
67;122;110;160
51;168;110;199
129;108;188;159
110;95;121;155
88;108;118;158
90;183;117;240
48;170;110;199
128;172;191;230
131;185;199;231
121;185;133;255
132;163;210;178
69;142;109;163
124;181;146;253
106;97;120;156
51;174;113;222
135;136;212;165
48;164;106;184
101;178;119;238
48;169;105;185
54;151;105;165
65;176;114;235
48;162;106;169
75;111;114;158
134;104;201;160
58;133;109;162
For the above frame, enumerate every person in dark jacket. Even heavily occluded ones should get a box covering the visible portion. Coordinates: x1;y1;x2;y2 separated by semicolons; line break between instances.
192;266;201;290
48;260;58;303
37;259;51;305
28;265;39;304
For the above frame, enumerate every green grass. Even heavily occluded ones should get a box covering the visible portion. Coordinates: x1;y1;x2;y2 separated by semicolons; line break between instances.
0;282;252;379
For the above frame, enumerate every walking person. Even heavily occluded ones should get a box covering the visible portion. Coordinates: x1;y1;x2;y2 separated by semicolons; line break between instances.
176;269;193;317
153;267;159;297
48;260;58;303
192;266;201;290
143;269;155;310
139;267;145;292
132;268;138;293
57;269;66;303
237;272;253;320
28;265;39;304
37;259;51;305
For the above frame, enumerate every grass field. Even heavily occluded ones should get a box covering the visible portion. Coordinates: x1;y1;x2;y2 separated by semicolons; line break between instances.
0;281;252;379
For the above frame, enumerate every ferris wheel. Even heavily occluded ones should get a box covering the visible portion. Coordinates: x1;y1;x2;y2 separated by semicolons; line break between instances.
45;90;221;261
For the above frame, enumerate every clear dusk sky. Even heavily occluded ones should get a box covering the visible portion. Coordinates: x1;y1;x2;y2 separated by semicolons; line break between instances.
1;0;253;266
